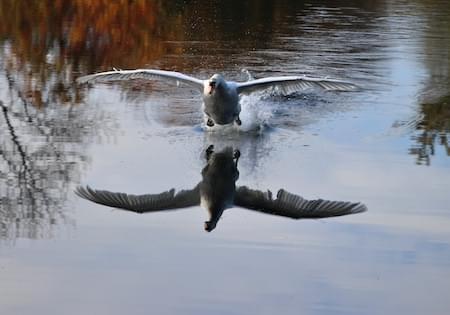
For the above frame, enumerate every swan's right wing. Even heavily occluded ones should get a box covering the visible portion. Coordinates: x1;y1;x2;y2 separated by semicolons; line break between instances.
236;75;359;95
234;186;367;219
75;185;200;213
76;69;204;91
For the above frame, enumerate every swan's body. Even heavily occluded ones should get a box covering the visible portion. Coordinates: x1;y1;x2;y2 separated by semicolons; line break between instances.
202;74;240;125
75;146;367;232
77;69;358;127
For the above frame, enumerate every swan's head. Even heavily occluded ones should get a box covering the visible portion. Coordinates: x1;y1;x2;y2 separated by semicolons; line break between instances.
201;200;223;233
202;198;232;233
204;220;217;232
206;74;225;95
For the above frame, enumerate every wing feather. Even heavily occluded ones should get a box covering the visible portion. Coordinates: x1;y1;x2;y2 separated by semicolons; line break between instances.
75;185;200;213
236;75;359;95
76;69;204;90
234;186;367;219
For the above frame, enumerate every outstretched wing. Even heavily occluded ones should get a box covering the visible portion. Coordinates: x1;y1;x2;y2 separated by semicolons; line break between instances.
234;186;367;219
75;185;200;213
236;76;359;95
76;69;204;90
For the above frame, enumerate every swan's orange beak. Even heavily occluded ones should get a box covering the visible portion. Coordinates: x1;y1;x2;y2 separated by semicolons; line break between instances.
208;81;216;94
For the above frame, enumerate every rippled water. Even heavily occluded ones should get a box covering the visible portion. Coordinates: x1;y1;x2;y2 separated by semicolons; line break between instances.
1;1;450;314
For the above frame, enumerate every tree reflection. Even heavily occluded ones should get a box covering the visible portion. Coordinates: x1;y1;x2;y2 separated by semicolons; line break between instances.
409;95;450;165
0;67;118;240
0;0;185;68
410;0;450;165
0;0;185;110
0;2;186;239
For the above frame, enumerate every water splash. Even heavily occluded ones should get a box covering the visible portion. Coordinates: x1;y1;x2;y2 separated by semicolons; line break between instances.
239;94;273;132
201;93;273;134
241;68;255;81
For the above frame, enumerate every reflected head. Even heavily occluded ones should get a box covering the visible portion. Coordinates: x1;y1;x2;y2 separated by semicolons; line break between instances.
204;221;217;232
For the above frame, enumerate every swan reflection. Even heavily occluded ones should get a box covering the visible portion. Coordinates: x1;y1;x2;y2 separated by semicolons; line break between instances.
76;146;366;232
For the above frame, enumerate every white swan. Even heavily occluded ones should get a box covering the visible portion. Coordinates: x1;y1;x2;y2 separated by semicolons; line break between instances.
77;69;358;127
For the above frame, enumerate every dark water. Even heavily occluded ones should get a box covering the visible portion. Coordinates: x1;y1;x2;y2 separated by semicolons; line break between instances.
1;0;450;314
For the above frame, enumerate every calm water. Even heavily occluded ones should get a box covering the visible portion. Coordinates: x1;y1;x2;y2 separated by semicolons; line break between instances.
1;0;450;314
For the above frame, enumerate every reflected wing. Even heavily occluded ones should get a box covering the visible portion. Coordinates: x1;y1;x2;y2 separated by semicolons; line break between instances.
75;185;200;213
236;76;359;95
234;186;367;219
76;69;204;90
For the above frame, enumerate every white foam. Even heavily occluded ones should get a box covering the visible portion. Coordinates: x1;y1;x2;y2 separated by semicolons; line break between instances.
202;93;272;134
239;94;272;132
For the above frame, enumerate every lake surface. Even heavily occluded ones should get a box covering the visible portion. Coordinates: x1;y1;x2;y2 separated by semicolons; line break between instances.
1;0;450;314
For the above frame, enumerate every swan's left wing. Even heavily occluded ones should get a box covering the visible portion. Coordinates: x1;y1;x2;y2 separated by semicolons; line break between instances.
76;69;204;90
236;76;359;95
234;186;367;219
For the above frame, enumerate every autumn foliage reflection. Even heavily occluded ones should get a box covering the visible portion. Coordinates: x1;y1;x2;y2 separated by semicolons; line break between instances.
0;0;188;108
0;0;186;69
